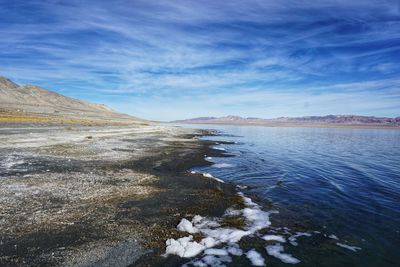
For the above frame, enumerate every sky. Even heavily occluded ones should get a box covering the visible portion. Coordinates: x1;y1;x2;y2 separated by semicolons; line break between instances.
1;0;399;121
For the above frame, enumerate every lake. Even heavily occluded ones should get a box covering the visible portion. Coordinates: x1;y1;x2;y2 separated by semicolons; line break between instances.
185;125;400;267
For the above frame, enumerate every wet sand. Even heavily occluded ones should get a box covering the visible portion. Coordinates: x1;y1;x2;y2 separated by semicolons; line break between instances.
0;123;241;266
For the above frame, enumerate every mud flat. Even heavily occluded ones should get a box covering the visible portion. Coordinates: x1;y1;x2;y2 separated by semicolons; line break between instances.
0;123;241;266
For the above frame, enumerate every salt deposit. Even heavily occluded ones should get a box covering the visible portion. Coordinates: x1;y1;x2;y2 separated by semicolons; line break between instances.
288;232;312;246
226;245;243;256
336;242;361;252
177;218;199;234
202;173;225;183
212;163;234;168
165;236;205;258
204;248;229;256
262;234;286;242
246;249;266;266
328;234;338;240
165;192;275;264
266;244;300;264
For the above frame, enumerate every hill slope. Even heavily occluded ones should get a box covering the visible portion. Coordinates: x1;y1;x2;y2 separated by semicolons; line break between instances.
0;76;144;124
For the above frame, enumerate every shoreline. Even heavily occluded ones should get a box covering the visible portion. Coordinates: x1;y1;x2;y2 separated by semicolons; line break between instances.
0;123;242;266
171;122;400;130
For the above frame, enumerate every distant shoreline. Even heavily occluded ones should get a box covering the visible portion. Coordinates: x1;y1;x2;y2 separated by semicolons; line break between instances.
171;122;400;130
172;114;400;130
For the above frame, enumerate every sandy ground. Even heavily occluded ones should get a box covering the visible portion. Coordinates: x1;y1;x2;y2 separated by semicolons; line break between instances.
0;123;240;266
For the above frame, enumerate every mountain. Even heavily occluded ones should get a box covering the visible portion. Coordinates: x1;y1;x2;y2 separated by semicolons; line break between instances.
0;76;145;124
173;115;400;128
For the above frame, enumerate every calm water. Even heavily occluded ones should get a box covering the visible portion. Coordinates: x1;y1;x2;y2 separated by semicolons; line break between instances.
186;125;400;267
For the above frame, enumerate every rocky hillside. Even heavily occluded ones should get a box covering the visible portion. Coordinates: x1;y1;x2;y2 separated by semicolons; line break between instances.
0;76;145;124
173;115;400;128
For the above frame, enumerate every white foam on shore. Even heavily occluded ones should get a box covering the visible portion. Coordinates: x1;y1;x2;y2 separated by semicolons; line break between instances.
165;236;205;258
185;255;232;267
288;232;312;246
202;228;250;243
262;234;286;242
165;192;274;263
204;248;229;256
212;146;226;151
171;144;350;267
189;170;225;183
226;245;243;256
202;173;213;178
200;237;218;248
328;234;338;240
246;249;266;266
177;218;199;234
212;163;234;168
202;173;225;183
183;245;243;267
238;192;273;232
164;191;325;266
266;244;300;264
336;242;361;252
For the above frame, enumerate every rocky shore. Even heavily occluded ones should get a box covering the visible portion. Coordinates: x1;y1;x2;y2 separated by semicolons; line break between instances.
0;123;241;266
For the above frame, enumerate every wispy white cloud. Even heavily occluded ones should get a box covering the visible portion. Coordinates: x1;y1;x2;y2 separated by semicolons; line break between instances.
0;0;399;120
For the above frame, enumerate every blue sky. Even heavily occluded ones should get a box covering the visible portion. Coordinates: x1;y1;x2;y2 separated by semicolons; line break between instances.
1;0;399;121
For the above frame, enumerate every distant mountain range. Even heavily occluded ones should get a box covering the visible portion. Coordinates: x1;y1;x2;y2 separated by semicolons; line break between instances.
173;115;400;128
0;76;145;124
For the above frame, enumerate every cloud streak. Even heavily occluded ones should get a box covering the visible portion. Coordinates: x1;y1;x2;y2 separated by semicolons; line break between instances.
0;0;399;120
